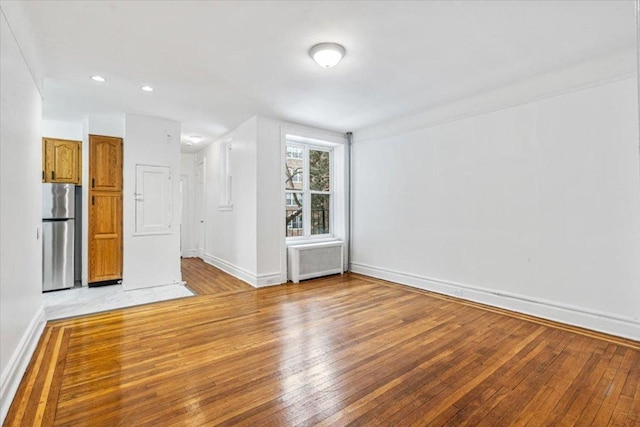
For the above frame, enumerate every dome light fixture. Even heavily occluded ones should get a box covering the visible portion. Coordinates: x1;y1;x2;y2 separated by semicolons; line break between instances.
309;43;346;68
90;75;106;82
189;135;202;144
141;85;154;92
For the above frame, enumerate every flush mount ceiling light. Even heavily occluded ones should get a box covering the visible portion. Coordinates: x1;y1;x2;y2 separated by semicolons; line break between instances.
90;75;106;82
189;135;202;144
141;85;154;92
309;43;346;68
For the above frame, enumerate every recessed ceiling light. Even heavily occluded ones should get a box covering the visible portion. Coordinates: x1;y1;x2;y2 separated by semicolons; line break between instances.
90;75;106;82
309;43;346;68
141;85;154;92
189;135;203;144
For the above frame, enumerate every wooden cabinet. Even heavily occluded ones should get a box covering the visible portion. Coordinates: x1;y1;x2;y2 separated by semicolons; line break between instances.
88;135;123;284
89;135;122;191
89;191;123;282
42;138;82;184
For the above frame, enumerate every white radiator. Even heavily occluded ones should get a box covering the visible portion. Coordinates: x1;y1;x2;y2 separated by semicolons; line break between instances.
287;241;344;283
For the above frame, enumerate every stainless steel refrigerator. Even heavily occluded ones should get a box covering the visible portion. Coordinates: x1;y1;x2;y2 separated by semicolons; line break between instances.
42;183;75;291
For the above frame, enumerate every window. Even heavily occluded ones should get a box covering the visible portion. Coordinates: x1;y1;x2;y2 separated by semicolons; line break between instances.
285;142;332;238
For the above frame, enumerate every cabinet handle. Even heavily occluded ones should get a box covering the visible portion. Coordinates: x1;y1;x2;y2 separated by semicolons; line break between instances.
51;171;55;180
92;178;95;188
92;196;95;205
42;171;44;181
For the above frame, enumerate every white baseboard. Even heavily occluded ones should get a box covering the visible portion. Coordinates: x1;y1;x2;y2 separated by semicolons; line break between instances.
256;272;284;288
181;249;198;258
202;254;284;288
351;262;640;341
0;305;46;423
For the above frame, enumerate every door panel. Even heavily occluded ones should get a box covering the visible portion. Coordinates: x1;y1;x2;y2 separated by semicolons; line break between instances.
89;192;122;282
90;135;122;191
51;140;79;183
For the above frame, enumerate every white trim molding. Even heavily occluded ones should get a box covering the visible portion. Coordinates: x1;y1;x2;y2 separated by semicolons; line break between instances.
202;253;283;288
256;272;283;288
355;49;636;144
351;262;640;341
0;306;46;423
181;249;198;258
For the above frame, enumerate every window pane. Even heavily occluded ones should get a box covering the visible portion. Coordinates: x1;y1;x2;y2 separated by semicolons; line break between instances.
285;145;303;191
310;194;330;235
286;192;303;237
309;150;330;191
286;146;303;159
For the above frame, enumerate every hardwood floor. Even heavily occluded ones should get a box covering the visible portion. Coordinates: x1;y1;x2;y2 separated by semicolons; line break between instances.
181;257;253;295
5;261;639;426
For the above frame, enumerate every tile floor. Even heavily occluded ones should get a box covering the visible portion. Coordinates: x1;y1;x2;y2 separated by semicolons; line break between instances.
42;283;195;321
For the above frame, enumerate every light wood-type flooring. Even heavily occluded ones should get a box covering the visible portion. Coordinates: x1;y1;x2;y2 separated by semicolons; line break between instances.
181;257;253;295
4;259;640;426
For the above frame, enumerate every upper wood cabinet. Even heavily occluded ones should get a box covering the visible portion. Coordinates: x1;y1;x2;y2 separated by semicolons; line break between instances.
89;135;123;192
42;137;82;184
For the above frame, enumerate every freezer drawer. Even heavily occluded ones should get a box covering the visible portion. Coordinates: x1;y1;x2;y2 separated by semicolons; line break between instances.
42;219;74;291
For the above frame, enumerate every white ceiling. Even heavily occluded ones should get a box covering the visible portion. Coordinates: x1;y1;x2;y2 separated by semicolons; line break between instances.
4;1;636;152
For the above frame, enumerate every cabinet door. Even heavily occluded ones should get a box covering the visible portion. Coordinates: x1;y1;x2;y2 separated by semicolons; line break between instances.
42;139;49;182
89;191;122;282
51;140;79;183
42;138;81;184
89;135;122;191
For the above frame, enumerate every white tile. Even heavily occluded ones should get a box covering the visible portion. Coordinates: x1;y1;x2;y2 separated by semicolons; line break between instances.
43;284;194;320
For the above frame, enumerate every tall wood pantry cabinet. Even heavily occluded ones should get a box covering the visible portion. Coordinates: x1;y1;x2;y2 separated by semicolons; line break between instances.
88;135;123;284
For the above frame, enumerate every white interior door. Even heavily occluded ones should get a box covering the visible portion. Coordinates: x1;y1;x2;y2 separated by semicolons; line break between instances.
195;161;205;258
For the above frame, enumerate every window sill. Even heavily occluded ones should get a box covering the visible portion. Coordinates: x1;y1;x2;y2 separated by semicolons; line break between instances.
286;236;341;247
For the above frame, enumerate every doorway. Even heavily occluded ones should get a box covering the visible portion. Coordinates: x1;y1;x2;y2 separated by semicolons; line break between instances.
195;160;205;258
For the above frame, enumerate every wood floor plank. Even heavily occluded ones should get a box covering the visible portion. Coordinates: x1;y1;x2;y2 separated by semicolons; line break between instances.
3;259;639;426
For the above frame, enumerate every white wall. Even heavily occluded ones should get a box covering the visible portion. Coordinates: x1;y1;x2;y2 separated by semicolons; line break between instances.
256;118;288;284
352;77;640;339
43;119;83;140
0;11;45;422
122;114;182;289
196;117;259;283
